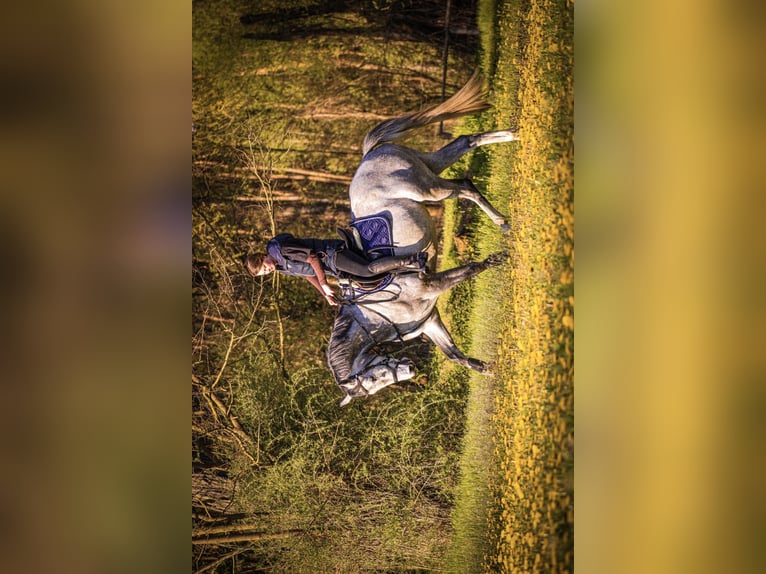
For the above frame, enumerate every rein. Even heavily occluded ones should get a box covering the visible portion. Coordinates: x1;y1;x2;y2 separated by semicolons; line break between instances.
340;279;402;306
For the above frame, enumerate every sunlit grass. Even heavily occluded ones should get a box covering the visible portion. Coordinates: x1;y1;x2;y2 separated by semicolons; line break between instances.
442;0;573;571
487;0;574;571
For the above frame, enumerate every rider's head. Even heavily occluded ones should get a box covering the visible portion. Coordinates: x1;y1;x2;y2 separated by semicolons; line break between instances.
246;253;276;276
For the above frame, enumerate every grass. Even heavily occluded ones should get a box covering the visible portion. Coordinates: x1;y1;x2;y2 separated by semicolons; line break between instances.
439;114;511;572
440;0;574;571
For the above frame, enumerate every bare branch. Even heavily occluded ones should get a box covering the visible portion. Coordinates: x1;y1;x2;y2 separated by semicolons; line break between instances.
194;548;248;574
192;529;313;545
211;331;235;389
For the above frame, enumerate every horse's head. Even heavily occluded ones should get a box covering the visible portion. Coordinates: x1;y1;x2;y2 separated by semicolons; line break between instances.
337;356;416;406
327;306;416;406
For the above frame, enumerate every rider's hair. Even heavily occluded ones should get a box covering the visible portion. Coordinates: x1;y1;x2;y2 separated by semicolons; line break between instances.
246;253;267;276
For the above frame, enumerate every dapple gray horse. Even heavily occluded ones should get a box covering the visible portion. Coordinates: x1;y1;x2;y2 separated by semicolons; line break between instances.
328;73;517;406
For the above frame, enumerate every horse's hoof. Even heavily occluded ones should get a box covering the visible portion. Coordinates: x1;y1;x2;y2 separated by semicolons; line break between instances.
500;223;511;234
466;357;496;376
466;358;490;374
479;361;496;376
485;251;509;267
339;394;353;407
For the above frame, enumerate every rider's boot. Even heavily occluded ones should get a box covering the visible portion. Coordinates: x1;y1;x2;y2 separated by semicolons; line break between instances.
368;252;427;274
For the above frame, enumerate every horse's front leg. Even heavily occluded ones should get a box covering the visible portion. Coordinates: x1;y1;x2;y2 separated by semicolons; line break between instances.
420;309;489;374
421;251;507;297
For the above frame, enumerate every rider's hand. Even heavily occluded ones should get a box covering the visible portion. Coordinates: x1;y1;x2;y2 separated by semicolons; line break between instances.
321;284;338;306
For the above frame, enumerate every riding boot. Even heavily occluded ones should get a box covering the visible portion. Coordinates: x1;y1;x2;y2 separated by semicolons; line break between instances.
367;252;427;274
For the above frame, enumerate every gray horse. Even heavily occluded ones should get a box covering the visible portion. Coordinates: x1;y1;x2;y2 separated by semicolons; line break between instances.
328;73;517;406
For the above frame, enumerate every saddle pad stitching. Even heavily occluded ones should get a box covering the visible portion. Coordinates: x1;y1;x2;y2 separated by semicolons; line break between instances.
350;215;394;258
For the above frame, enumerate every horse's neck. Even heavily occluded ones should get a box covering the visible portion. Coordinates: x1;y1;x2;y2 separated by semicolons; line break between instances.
354;304;399;338
356;295;435;340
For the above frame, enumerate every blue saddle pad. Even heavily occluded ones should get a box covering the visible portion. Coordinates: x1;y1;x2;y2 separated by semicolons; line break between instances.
350;214;394;258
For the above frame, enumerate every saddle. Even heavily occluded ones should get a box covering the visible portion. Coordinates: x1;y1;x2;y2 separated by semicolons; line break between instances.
336;227;364;257
337;214;396;293
337;214;395;257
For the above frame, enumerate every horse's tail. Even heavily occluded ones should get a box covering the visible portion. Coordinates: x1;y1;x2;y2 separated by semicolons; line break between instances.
361;71;490;156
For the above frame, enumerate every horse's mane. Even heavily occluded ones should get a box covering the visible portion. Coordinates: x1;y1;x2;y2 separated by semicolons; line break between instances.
327;308;368;384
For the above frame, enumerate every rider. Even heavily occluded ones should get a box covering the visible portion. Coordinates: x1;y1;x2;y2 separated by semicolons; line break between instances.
246;233;426;306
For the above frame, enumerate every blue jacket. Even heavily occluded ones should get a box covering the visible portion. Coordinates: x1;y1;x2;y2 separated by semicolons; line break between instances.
266;234;343;277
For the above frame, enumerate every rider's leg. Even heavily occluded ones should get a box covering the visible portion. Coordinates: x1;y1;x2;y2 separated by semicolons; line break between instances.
367;252;426;275
334;250;424;277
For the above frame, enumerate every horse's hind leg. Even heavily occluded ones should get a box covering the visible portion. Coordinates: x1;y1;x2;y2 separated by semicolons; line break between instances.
406;176;508;231
419;130;518;174
447;178;511;232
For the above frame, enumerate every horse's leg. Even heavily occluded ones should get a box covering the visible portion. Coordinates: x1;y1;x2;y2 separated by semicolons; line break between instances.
454;178;511;231
421;252;507;297
400;173;508;231
419;130;518;174
421;309;489;374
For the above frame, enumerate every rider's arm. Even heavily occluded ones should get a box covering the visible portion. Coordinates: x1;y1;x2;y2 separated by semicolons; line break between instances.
304;273;334;303
306;254;337;306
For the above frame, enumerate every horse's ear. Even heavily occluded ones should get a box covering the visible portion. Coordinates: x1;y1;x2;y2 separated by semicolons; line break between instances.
339;394;353;407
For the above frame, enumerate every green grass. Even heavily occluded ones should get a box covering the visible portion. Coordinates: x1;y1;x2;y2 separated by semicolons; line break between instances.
440;0;574;571
438;114;512;572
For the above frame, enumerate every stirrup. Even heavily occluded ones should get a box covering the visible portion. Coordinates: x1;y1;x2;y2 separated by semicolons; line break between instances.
400;252;427;272
392;252;427;273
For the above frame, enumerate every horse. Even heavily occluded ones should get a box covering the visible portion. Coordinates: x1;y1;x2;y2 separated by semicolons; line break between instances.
327;72;518;406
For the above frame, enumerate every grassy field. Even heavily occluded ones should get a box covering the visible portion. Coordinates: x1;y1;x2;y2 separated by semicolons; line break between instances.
440;0;574;571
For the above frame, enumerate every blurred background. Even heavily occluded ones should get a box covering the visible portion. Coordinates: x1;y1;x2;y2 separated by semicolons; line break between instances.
0;0;764;572
577;0;766;572
0;1;188;573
